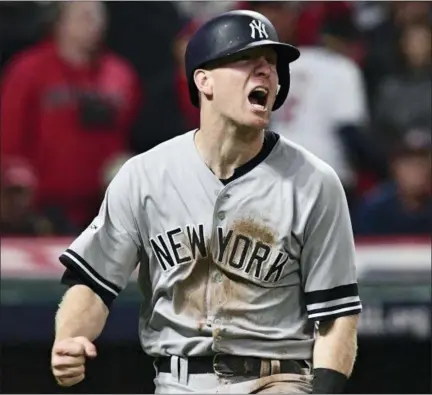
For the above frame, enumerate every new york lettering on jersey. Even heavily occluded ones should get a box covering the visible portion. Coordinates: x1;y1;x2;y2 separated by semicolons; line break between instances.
150;223;295;284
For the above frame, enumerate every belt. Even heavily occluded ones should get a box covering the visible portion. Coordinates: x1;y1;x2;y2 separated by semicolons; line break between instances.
156;354;308;376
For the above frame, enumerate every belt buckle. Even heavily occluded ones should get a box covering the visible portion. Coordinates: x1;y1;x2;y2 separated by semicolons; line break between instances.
212;353;235;377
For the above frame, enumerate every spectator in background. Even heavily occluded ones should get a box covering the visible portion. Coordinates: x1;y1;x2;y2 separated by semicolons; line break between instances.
108;2;195;155
320;11;366;65
295;1;352;46
172;18;201;130
351;2;388;34
262;5;371;206
362;1;431;103
1;1;141;232
373;21;431;149
354;130;431;236
0;157;73;237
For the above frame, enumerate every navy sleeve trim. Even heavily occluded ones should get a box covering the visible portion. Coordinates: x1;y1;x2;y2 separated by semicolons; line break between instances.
61;269;84;286
305;283;362;321
305;283;359;305
314;306;362;322
59;249;121;306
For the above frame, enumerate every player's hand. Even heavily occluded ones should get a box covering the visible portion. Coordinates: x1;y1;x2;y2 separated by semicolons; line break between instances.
51;336;97;387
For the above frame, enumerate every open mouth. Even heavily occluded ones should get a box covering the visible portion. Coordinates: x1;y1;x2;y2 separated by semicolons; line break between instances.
248;87;269;111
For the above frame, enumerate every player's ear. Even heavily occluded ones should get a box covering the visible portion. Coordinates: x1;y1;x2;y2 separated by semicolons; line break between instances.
194;69;213;97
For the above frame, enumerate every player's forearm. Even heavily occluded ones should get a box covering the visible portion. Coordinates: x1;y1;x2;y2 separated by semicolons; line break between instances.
313;315;360;376
55;285;109;342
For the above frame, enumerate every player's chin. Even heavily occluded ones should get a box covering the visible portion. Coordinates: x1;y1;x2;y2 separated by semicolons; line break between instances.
247;111;270;129
249;118;269;130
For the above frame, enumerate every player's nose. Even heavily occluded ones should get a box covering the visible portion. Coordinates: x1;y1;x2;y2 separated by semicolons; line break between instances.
254;56;272;78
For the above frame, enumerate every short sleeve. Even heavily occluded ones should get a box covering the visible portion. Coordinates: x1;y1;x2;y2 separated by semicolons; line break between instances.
301;167;362;321
331;60;368;125
59;160;141;307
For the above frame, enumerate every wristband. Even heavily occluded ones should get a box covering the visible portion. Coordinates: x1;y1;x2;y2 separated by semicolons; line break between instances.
312;368;348;394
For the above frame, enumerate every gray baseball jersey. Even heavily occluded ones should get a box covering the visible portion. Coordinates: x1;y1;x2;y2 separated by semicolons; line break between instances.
59;130;362;360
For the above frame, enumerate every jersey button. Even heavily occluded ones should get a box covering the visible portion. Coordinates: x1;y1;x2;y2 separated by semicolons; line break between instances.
217;212;225;220
213;272;223;283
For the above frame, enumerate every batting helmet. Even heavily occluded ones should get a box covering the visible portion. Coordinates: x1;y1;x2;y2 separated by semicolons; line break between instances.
185;10;300;111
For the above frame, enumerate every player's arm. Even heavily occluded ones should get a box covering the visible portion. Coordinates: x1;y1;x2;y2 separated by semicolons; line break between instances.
51;285;108;386
52;159;141;387
313;314;359;392
55;285;109;342
300;164;362;393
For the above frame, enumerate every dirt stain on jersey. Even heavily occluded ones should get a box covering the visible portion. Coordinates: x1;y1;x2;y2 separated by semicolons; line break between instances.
232;217;277;245
211;270;250;320
172;254;210;328
212;327;222;338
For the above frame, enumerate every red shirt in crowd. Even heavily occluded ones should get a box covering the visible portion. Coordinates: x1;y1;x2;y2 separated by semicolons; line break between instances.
296;1;352;45
1;40;142;229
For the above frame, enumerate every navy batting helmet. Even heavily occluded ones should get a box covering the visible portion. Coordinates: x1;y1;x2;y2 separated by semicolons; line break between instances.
185;10;300;111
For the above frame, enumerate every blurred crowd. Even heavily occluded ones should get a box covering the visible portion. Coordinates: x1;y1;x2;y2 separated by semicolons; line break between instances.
1;1;431;238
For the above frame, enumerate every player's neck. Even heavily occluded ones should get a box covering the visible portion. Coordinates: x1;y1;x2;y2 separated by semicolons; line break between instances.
194;119;265;180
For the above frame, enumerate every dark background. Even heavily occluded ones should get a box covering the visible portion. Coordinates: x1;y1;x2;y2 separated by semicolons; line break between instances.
2;339;430;394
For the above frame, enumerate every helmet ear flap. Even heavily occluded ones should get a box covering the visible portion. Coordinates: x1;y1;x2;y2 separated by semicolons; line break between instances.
272;61;290;111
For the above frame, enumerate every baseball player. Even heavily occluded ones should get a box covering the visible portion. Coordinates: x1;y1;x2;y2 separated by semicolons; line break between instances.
51;10;362;394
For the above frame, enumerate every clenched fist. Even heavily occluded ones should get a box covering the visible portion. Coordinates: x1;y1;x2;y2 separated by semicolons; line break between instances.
51;336;97;387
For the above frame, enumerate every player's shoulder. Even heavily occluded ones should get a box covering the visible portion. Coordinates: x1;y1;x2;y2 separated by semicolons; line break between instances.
273;134;342;188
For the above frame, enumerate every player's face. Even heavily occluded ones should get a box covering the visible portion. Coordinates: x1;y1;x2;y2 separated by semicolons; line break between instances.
209;47;279;129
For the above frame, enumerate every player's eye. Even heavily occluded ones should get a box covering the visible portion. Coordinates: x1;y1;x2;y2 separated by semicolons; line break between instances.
266;55;277;65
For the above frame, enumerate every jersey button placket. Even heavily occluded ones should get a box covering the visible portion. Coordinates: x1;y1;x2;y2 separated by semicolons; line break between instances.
213;272;223;283
217;212;225;220
210;191;230;337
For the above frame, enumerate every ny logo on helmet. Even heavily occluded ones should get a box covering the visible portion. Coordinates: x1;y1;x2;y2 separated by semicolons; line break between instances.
249;19;269;40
